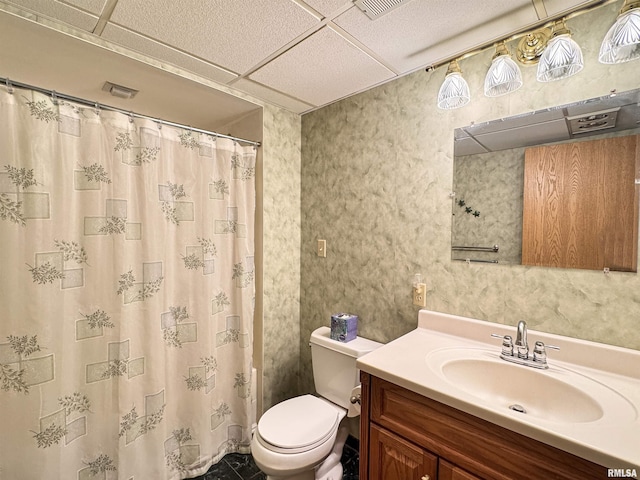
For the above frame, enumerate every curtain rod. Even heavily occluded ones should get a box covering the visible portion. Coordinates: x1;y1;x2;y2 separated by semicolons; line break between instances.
0;76;261;147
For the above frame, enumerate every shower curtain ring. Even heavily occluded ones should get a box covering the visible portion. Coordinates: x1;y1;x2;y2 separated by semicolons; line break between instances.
94;103;101;116
5;78;14;94
128;112;134;123
51;90;58;105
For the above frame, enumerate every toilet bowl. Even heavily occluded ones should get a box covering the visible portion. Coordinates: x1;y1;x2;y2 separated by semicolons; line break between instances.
251;395;346;480
250;327;383;480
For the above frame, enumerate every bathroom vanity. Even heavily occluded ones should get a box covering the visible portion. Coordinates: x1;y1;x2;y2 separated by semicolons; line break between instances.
356;310;640;480
360;374;603;479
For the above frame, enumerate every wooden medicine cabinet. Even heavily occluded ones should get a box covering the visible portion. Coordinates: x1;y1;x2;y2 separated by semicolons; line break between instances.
522;135;640;272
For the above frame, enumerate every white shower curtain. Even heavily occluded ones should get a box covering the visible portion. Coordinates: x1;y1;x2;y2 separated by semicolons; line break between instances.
0;86;256;479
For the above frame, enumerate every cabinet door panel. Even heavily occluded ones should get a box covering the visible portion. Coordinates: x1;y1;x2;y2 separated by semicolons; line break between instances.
439;459;481;480
369;424;437;480
522;134;639;271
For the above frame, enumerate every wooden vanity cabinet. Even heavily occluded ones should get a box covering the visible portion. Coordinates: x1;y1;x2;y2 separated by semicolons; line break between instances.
369;423;438;480
360;373;606;480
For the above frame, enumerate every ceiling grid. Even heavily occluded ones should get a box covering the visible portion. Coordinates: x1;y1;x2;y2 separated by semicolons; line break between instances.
0;0;614;114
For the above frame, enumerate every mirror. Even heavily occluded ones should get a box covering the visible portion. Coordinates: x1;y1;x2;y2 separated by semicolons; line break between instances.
452;88;640;268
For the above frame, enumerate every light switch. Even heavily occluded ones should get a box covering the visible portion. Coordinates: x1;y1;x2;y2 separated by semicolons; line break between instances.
317;239;326;257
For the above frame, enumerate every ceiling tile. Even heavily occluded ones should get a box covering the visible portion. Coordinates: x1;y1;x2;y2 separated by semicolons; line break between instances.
454;136;489;156
102;24;238;84
233;78;315;113
474;119;571;151
5;0;98;31
542;0;597;16
109;0;320;74
249;26;396;106
334;0;538;72
301;0;354;17
61;0;107;15
465;109;565;135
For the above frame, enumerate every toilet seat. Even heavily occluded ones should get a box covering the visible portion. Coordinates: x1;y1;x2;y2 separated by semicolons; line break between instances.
257;395;340;454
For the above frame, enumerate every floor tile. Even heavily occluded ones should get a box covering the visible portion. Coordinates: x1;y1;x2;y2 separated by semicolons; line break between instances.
193;435;359;480
224;452;264;478
341;437;359;480
201;458;242;480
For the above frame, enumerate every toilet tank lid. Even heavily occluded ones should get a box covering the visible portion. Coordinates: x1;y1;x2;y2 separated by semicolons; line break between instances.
310;326;383;358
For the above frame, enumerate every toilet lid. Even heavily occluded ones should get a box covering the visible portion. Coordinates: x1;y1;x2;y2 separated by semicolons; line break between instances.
257;395;340;451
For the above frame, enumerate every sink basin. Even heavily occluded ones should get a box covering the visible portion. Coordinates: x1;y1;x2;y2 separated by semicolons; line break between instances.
426;348;637;424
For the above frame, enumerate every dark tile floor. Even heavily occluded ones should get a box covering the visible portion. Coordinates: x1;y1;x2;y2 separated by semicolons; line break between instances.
193;435;359;480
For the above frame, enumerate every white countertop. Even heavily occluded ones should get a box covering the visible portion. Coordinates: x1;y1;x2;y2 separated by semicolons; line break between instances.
356;309;640;469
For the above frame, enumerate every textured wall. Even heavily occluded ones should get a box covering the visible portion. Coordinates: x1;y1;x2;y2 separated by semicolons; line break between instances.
262;104;302;410
300;0;640;394
453;149;524;265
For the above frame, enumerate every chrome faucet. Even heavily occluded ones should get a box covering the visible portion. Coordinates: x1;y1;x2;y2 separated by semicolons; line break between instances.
491;320;559;369
515;320;529;359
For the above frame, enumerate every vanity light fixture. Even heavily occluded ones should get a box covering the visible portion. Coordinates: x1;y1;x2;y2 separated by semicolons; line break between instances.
599;0;640;64
536;19;584;82
427;2;636;108
515;28;551;65
437;60;470;110
484;42;523;97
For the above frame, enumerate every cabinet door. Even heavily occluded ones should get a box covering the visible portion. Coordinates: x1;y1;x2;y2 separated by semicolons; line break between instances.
439;459;481;480
369;424;437;480
522;134;639;271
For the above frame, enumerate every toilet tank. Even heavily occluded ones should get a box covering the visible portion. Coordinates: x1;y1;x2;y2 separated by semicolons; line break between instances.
310;326;383;409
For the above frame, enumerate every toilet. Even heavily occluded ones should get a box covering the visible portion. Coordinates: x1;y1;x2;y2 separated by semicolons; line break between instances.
251;326;383;480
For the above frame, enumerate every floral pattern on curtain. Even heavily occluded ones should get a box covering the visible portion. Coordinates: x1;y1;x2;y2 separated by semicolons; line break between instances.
0;86;256;479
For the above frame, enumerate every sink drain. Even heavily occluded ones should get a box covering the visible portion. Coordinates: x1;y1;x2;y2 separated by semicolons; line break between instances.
509;404;527;414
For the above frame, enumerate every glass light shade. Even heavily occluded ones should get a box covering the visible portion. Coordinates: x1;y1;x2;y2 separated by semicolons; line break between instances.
437;72;470;110
537;34;584;82
599;7;640;64
484;54;523;97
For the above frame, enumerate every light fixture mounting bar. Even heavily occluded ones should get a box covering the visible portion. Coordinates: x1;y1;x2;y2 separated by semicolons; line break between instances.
424;0;613;73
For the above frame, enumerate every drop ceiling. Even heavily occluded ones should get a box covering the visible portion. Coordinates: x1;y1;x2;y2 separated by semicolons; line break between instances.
454;88;640;156
0;0;612;118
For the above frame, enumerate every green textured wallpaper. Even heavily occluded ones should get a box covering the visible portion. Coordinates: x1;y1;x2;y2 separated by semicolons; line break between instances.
299;0;640;394
262;104;302;409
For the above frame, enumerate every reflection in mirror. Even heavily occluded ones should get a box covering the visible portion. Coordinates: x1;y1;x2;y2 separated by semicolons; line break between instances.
452;88;640;268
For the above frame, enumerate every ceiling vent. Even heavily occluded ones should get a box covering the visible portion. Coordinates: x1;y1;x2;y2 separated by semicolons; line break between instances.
102;81;138;99
566;107;620;135
354;0;414;19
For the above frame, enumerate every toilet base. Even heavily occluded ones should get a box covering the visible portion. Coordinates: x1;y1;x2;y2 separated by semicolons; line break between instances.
265;472;314;480
261;425;348;480
314;425;347;480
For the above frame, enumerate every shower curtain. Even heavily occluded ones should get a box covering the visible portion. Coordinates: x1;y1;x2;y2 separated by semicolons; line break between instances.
0;86;256;479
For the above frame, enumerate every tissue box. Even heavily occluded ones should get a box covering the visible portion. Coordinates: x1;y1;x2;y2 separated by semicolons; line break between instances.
330;313;358;343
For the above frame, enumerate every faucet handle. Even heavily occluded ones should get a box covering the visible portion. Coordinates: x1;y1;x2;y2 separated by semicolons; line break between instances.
491;333;514;357
532;341;560;365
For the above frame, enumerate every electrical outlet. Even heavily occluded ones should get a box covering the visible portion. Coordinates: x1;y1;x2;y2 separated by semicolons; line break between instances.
413;283;427;307
317;239;327;257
